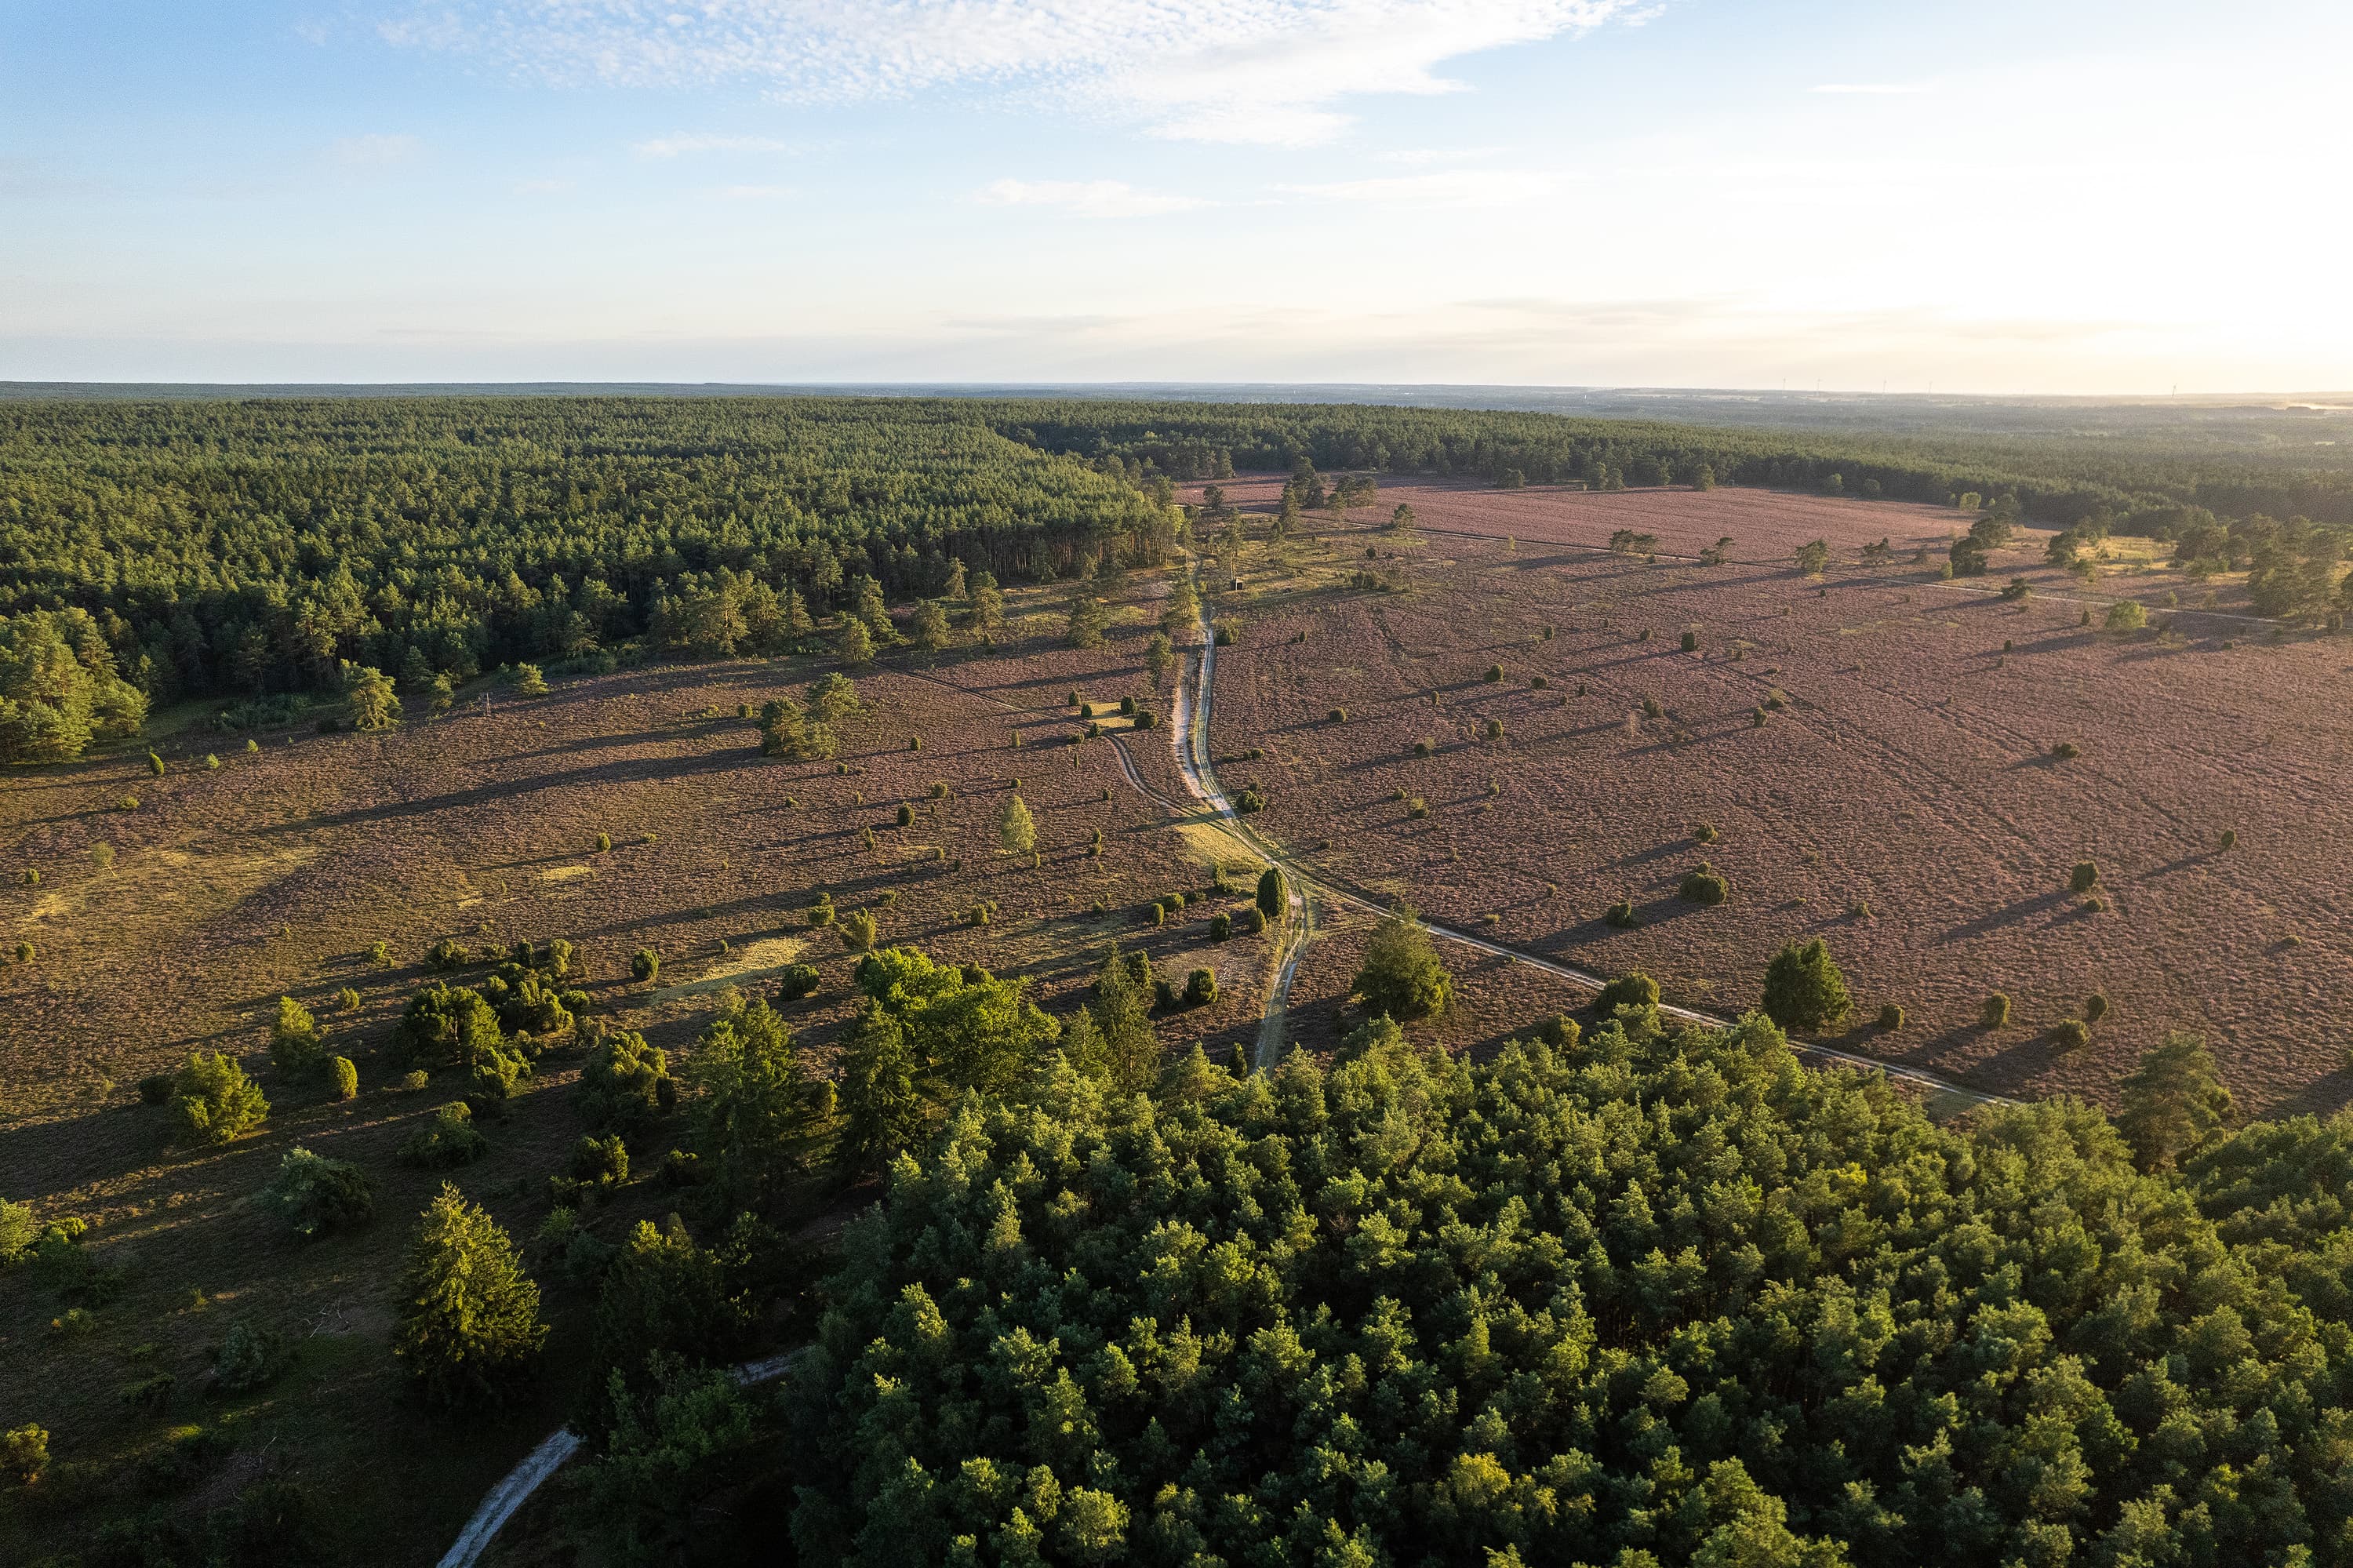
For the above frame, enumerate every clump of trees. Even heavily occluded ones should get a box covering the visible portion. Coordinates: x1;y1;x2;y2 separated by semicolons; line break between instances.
1352;902;1452;1021
1760;937;1850;1031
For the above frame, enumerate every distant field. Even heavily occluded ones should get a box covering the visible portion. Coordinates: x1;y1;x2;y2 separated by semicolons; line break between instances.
1190;478;2353;1115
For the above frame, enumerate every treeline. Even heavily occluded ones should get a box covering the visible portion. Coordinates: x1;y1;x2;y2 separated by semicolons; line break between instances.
0;398;1169;720
995;399;2353;533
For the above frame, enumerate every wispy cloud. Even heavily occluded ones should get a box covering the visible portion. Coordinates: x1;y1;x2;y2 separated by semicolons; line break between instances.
634;133;807;159
1279;169;1558;206
1809;82;1929;95
977;178;1208;218
381;1;1644;147
331;133;421;166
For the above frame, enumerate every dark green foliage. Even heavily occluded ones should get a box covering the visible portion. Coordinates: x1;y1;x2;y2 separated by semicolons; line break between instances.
1595;971;1659;1014
1537;1013;1581;1050
391;1183;546;1410
394;980;529;1101
1351;902;1451;1021
1679;629;1698;651
1983;992;2013;1027
1604;898;1639;928
258;1148;375;1241
1328;706;1347;723
1484;663;1504;682
2070;859;2100;893
689;994;827;1211
207;1321;286;1398
569;1133;631;1193
581;1027;672;1135
2052;1018;2092;1051
777;1004;2353;1567
2220;827;2238;849
1234;786;1264;813
1878;1002;1904;1030
631;948;660;984
1185;967;1217;1006
2118;1031;2235;1171
0;608;147;761
776;963;822;1002
1760;938;1851;1031
427;937;470;971
1678;862;1729;905
267;994;323;1077
1208;911;1231;941
1412;737;1432;758
398;1101;489;1169
169;1051;269;1144
2052;740;2082;759
2086;991;2111;1024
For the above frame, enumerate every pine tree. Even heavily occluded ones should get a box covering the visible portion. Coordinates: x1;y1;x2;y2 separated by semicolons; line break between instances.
838;617;876;668
836;1002;924;1174
1257;866;1288;922
1760;939;1850;1031
391;1183;546;1409
910;599;951;653
998;792;1037;856
2117;1032;2234;1171
1090;949;1160;1093
1352;903;1451;1020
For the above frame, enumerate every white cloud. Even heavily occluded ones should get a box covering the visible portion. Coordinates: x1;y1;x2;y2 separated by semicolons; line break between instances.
976;178;1207;218
382;1;1644;147
1279;169;1558;206
331;133;421;166
1809;82;1929;95
633;133;806;158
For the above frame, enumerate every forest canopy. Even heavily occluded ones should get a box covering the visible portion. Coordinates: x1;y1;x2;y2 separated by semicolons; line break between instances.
774;1006;2353;1568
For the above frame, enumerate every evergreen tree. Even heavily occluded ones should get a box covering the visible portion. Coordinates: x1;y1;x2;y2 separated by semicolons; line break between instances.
2117;1031;2234;1171
998;792;1037;856
391;1183;546;1409
1256;866;1287;922
837;617;876;668
909;598;951;653
835;1001;924;1175
1760;937;1851;1031
1352;902;1450;1020
689;996;821;1213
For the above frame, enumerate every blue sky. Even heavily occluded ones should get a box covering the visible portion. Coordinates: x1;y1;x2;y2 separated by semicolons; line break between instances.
3;0;2348;392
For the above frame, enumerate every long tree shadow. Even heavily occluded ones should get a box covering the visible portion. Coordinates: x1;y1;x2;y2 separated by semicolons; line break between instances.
1940;889;2074;943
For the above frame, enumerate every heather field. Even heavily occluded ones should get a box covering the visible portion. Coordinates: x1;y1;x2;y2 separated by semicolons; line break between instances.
1189;479;2353;1115
0;583;1286;1565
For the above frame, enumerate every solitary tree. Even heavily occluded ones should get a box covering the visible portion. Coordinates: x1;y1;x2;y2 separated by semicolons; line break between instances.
344;663;403;730
837;617;876;668
998;792;1037;857
391;1183;546;1409
171;1051;270;1145
1760;938;1850;1031
2116;1032;2234;1172
1794;540;1831;576
1256;866;1288;922
1352;903;1451;1021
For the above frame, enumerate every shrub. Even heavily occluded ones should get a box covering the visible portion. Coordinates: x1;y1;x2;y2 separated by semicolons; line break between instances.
427;937;470;971
209;1322;286;1398
1133;710;1158;729
259;1148;375;1241
11;940;30;964
895;803;914;828
2051;740;2081;760
2069;860;2099;893
400;1068;430;1092
1878;1003;1904;1031
392;1184;546;1409
2051;1019;2091;1052
776;964;821;1002
1483;719;1504;740
1484;664;1504;682
398;1102;489;1168
1328;707;1347;724
5;1424;49;1485
1213;625;1234;647
1595;972;1659;1015
1678;863;1729;906
511;662;549;695
1982;992;2012;1028
1207;911;1232;941
1693;822;1718;844
1186;968;1218;1006
1235;787;1265;813
1256;867;1287;920
631;949;660;984
1406;797;1429;820
1413;738;1433;758
2105;600;2148;632
1680;631;1698;652
840;910;878;952
170;1053;270;1145
2219;828;2238;850
1761;939;1851;1031
2084;992;2111;1024
1642;697;1663;719
1352;904;1452;1021
1604;899;1639;929
1245;906;1267;934
569;1133;630;1191
1537;1015;1581;1050
268;995;323;1077
329;1056;358;1101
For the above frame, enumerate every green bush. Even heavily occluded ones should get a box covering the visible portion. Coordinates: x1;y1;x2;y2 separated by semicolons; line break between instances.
1595;972;1659;1014
1693;822;1718;843
1678;863;1729;906
2052;1019;2091;1052
2070;860;2099;893
631;949;660;984
1245;906;1267;934
259;1148;375;1242
569;1134;630;1191
208;1322;286;1398
895;803;914;828
1328;707;1347;723
170;1053;270;1145
2085;991;2111;1024
1760;939;1851;1031
329;1055;358;1101
398;1102;489;1169
1186;968;1218;1006
2219;828;2238;850
1484;664;1504;682
268;995;323;1077
1878;1002;1904;1030
1537;1015;1581;1050
1412;738;1433;758
1604;899;1639;929
2106;599;2148;632
427;937;470;971
1351;904;1451;1021
1680;630;1698;652
1209;912;1232;941
4;1424;50;1485
1983;992;2012;1028
2052;740;2082;760
776;964;822;1002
